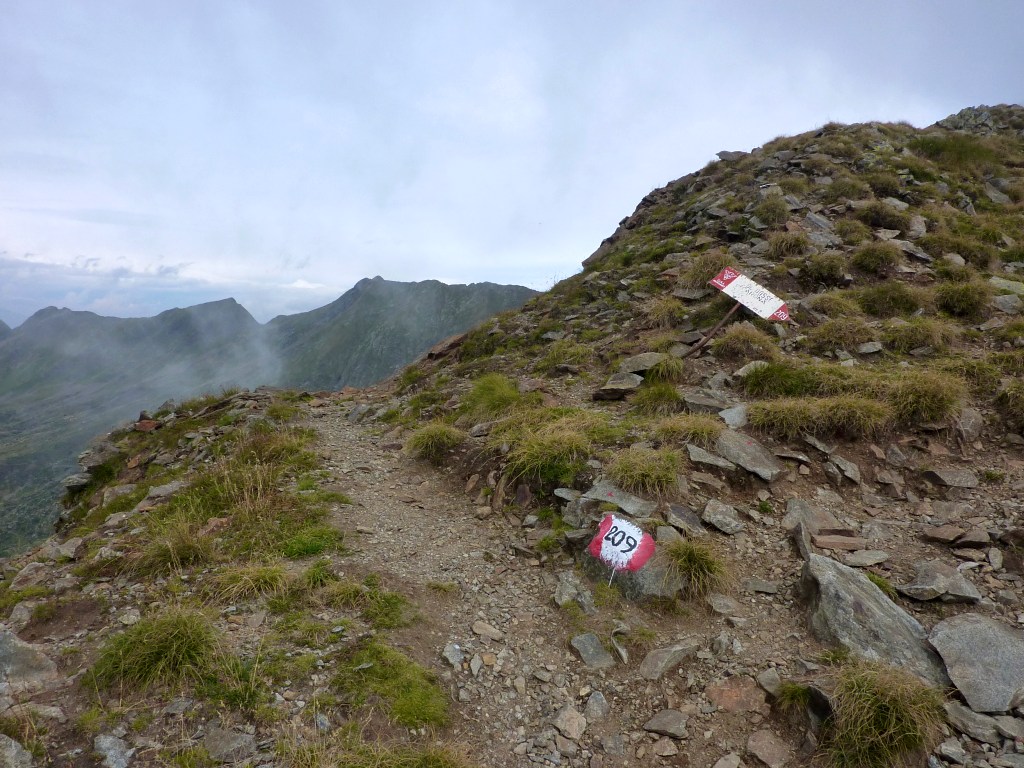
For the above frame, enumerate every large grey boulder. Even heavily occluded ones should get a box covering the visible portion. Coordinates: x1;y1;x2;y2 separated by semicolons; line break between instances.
0;735;32;768
0;631;60;695
715;430;785;482
930;614;1024;713
801;555;948;687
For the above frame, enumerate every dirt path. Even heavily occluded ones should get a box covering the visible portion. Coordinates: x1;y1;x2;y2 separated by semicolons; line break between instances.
312;402;816;768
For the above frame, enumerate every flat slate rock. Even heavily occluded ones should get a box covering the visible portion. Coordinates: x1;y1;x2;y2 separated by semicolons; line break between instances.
945;701;1001;745
583;481;657;517
930;613;1024;713
716;430;785;482
842;550;889;567
664;503;707;537
643;709;688;739
922;467;979;488
571;633;616;670
801;554;948;687
0;631;60;695
618;352;667;374
897;560;981;604
686;444;736;471
747;729;793;768
702;499;745;535
639;640;701;681
593;372;644;400
718;404;748;428
0;735;33;768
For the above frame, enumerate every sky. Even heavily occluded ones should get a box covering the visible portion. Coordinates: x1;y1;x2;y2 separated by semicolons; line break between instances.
1;1;1022;327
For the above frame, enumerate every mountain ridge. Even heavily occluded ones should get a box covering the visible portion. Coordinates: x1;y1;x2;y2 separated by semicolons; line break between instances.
0;277;536;552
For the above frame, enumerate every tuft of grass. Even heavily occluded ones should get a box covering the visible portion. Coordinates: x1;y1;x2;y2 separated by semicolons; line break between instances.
505;430;591;487
754;196;789;228
935;280;992;319
803;318;878;352
802;252;847;286
864;172;901;198
280;525;344;559
462;373;524;420
806;292;863;318
866;572;897;600
998;380;1024;425
834;218;872;244
766;231;811;261
632;382;682;416
850;242;902;275
645;297;688;329
776;681;813;713
607;447;679;496
132;514;217;575
332;640;449;728
712;324;780;360
749;396;893;439
826;177;871;204
855;282;932;318
215;562;291;602
303;558;339;590
886;370;964;423
741;360;822;398
679;250;734;288
319;575;411;630
537;340;593;374
937;358;1001;395
645;357;688;384
91;608;219;690
655;414;724;447
825;661;944;768
405;423;466;465
910;133;999;170
881;317;958;353
280;735;472;768
855;202;910;232
919;232;996;269
661;540;728;599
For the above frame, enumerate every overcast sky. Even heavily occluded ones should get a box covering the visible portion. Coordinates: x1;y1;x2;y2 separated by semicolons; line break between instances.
1;1;1022;327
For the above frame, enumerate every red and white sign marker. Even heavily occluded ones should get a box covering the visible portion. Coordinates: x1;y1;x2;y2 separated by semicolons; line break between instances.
588;515;656;572
709;267;790;321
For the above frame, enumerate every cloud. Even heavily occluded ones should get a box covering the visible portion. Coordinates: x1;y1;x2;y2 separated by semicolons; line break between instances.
0;0;1021;328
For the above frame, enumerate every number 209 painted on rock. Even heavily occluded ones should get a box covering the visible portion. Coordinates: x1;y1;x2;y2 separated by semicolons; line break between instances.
588;515;656;572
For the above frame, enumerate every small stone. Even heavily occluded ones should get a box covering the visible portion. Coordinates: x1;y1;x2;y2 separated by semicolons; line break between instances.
937;738;966;765
643;709;688;739
9;563;47;591
552;704;587;740
743;578;779;594
812;535;867;551
652;737;678;756
930;613;1024;712
702;499;745;535
471;620;503;641
639;640;701;681
746;729;793;767
712;756;744;768
708;592;742;615
994;715;1024;740
898;560;981;603
584;691;611;721
513;676;526;695
923;525;965;544
842;550;889;568
594;372;644;401
756;668;783;698
94;734;134;768
571;633;616;669
203;725;256;763
922;467;979;488
944;701;1001;745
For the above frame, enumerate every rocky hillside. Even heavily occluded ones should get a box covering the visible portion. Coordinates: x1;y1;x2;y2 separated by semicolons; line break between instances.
1;104;1024;768
0;279;535;554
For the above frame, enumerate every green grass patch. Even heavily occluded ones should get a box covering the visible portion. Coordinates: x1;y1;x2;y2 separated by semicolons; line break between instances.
806;292;863;318
803;318;878;352
661;540;728;599
766;231;810;261
935;280;992;318
910;133;1000;170
319;574;411;630
850;242;902;275
998;380;1024;425
754;195;789;228
281;525;344;559
214;562;291;602
855;202;910;232
712;324;780;360
802;252;847;286
866;572;897;600
679;250;734;288
332;640;449;728
654;414;724;447
462;373;525;421
881;317;958;353
405;423;466;465
91;608;220;690
632;382;682;416
537;340;593;374
834;218;872;244
824;661;944;768
607;447;679;496
645;357;688;383
749;396;893;439
855;282;932;318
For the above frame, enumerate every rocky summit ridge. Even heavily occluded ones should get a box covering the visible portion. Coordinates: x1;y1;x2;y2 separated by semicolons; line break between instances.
2;104;1024;767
